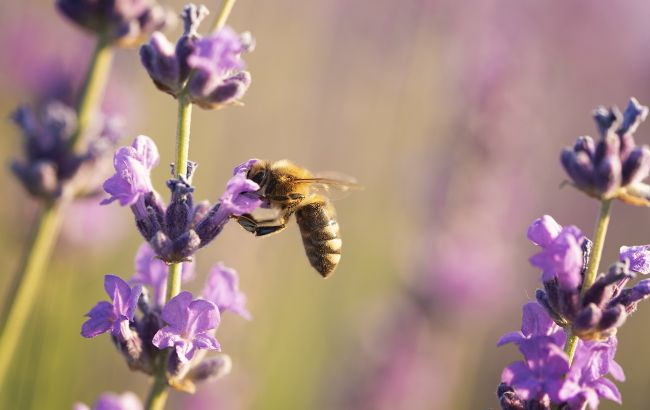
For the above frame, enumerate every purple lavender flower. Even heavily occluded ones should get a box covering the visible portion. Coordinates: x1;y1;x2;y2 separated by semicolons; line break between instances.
101;135;159;206
501;338;569;402
140;4;252;109
528;216;585;290
81;275;142;340
73;391;142;410
57;0;175;47
11;101;122;201
620;245;650;274
152;291;220;363
130;243;195;307
194;160;262;246
202;263;251;320
186;28;253;109
558;338;624;409
561;98;650;205
497;302;565;348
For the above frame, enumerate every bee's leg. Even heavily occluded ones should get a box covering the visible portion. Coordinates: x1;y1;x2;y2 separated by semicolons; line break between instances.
237;214;289;237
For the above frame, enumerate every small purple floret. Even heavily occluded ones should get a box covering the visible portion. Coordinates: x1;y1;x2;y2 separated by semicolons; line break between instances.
620;245;650;274
497;302;564;348
101;135;159;206
81;275;142;340
527;215;562;248
152;291;220;363
202;263;251;320
558;338;623;409
529;218;584;290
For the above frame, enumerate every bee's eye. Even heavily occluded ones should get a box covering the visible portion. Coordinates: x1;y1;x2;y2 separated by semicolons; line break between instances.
251;170;266;185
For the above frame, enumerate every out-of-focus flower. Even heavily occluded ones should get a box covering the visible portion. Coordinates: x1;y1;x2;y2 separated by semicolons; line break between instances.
81;275;142;340
140;4;252;109
130;243;195;307
73;391;142;410
152;291;220;363
56;0;176;47
202;263;251;319
620;244;650;274
561;98;650;206
11;101;122;201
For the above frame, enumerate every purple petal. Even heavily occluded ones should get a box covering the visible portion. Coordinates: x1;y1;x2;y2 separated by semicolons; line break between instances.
620;244;650;274
592;378;622;404
219;172;262;216
93;391;143;410
202;263;251;319
496;331;524;347
151;326;183;349
174;340;197;363
132;135;159;170
527;215;562;247
192;333;220;351
501;361;538;400
233;158;259;176
521;302;555;337
185;299;220;336
161;291;193;329
81;301;114;338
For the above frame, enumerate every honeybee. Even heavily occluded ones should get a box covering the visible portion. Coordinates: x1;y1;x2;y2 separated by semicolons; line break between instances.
236;159;359;277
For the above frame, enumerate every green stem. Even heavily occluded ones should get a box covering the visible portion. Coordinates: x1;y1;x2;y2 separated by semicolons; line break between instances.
166;263;183;302
144;374;169;410
580;199;612;295
174;94;193;180
70;37;114;150
211;0;238;32
564;199;613;364
0;203;63;388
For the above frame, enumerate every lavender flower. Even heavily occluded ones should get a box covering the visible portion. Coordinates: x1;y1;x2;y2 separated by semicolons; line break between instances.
152;291;220;363
620;245;650;274
81;275;142;340
528;215;585;290
140;4;252;109
100;153;261;263
73;391;142;410
561;98;650;205
558;338;624;409
500;337;569;402
101;135;159;206
11;101;121;201
202;263;251;319
57;0;176;47
497;302;565;349
130;243;195;307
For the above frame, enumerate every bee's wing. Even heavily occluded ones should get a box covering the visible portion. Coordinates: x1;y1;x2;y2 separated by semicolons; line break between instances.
296;173;362;200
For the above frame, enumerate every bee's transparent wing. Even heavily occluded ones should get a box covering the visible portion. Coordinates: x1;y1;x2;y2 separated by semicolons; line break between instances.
296;172;362;200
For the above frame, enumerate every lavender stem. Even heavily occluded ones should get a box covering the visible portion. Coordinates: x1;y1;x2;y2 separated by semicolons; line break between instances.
70;36;115;150
564;198;612;364
0;203;63;387
211;0;238;33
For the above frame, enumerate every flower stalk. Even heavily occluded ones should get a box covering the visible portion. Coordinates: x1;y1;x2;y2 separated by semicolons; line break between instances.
0;203;63;388
211;0;238;33
70;36;115;150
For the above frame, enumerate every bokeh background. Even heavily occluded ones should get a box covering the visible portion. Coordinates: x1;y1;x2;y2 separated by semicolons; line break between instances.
3;0;650;409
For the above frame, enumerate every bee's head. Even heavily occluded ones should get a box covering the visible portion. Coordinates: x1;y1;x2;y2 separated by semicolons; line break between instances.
246;160;270;192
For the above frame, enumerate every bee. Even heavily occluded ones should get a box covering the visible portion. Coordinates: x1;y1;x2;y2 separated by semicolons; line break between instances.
236;159;359;277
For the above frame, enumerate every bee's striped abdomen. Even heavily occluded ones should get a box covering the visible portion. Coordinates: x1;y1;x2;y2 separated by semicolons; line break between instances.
295;198;341;277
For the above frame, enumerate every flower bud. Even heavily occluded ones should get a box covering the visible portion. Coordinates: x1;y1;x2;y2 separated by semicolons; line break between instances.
187;354;232;383
622;146;650;186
